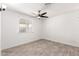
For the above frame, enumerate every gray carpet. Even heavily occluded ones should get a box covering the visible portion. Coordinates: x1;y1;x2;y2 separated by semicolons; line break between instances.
1;39;79;56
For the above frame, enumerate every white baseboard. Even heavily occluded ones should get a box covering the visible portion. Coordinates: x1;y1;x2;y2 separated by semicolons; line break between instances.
45;38;79;47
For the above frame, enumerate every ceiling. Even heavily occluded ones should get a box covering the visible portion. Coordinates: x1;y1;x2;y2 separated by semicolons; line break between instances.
5;3;45;16
45;3;79;17
4;3;79;17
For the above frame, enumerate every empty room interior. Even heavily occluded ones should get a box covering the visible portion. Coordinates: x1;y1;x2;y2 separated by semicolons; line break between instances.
0;3;79;56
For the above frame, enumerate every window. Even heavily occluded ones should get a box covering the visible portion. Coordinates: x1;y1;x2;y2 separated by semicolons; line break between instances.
19;19;27;33
19;19;32;33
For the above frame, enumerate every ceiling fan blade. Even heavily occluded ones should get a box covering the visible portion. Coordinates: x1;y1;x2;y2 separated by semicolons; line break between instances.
40;12;47;16
41;16;48;18
31;11;39;16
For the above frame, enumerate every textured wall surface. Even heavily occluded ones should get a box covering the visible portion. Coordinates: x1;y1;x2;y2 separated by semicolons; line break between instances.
1;9;42;49
42;11;79;47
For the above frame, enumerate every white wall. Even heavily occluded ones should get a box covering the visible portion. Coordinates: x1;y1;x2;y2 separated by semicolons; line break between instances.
43;11;79;47
0;12;1;55
1;9;42;49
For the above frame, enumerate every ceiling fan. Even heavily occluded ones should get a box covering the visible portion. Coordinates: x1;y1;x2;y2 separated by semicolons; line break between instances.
30;3;52;19
32;10;48;19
